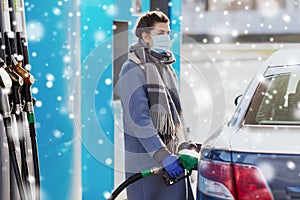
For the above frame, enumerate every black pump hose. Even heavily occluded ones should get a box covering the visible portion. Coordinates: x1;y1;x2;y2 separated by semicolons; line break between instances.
3;117;27;200
108;173;143;200
108;166;163;200
23;84;40;200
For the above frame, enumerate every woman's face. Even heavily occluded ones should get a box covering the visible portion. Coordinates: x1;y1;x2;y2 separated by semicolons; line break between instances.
142;22;170;46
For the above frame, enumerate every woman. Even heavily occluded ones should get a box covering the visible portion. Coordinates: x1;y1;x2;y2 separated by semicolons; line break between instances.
117;11;194;200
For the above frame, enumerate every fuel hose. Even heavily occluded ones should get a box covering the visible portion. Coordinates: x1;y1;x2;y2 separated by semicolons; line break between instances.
108;167;162;200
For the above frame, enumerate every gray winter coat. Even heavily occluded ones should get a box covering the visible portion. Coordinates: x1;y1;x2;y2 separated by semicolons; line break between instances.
118;59;194;200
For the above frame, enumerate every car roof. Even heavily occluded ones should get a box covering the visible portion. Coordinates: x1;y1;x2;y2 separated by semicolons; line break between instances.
263;48;300;68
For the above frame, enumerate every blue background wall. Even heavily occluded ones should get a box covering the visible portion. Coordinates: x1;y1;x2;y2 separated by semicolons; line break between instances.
25;1;79;200
80;1;115;199
25;0;181;199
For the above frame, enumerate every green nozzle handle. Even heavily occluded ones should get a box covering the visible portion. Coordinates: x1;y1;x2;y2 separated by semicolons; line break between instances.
178;149;199;171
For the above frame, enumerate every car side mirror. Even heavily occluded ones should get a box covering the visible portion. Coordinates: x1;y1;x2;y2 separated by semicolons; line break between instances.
234;94;243;106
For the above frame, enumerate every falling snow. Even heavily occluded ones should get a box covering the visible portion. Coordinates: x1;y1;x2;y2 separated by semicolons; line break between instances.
286;160;296;170
257;162;275;182
27;21;44;42
10;0;300;199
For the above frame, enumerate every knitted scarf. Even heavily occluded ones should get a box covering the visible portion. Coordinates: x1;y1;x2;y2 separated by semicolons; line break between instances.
129;40;185;153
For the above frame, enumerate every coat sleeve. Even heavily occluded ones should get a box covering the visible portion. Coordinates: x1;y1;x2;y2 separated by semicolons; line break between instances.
118;61;171;161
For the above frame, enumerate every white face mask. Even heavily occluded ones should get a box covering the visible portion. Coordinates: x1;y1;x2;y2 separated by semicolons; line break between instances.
150;34;171;53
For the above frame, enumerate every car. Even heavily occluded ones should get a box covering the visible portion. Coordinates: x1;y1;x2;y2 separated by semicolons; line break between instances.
197;48;300;200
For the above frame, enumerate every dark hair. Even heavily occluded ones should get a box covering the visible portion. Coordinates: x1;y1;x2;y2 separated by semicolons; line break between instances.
135;11;169;39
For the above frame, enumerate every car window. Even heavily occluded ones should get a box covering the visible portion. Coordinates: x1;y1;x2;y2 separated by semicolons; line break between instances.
245;69;300;125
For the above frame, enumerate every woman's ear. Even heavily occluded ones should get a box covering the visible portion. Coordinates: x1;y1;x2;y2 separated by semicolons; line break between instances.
141;32;150;45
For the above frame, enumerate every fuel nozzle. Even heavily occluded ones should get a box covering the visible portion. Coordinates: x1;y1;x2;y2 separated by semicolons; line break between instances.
177;142;200;171
11;55;34;85
5;67;23;87
162;142;201;186
108;142;201;200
